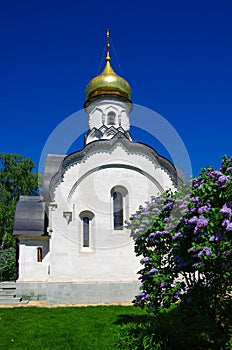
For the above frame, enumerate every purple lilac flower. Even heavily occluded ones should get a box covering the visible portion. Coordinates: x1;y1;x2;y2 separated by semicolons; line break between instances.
140;257;152;263
160;282;167;288
220;204;232;218
162;231;170;235
155;231;164;236
179;201;188;209
190;196;200;203
227;167;232;172
188;216;198;224
226;223;232;231
222;219;230;228
163;217;169;223
155;198;164;204
204;247;212;256
172;232;183;240
131;214;139;219
198;247;212;257
208;170;222;179
150;267;159;275
218;175;230;185
149;232;156;239
162;202;174;210
175;199;184;203
198;205;211;214
191;178;202;188
141;211;149;217
197;216;209;228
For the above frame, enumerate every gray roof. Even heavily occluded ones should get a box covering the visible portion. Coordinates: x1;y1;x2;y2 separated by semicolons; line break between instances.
13;196;47;237
42;154;66;202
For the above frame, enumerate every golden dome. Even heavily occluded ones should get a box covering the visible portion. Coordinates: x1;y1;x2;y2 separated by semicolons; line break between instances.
84;53;132;107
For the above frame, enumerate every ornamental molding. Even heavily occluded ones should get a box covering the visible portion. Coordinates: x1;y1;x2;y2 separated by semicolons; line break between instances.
49;203;57;211
47;133;182;202
63;211;72;224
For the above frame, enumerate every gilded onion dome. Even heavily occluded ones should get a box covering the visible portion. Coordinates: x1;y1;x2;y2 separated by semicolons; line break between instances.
84;32;132;108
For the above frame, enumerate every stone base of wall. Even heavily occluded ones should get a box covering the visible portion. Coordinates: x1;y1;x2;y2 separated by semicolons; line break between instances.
16;281;47;301
16;281;141;305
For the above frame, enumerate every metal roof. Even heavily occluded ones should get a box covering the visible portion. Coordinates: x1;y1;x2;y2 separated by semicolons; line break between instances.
13;196;47;236
42;154;66;202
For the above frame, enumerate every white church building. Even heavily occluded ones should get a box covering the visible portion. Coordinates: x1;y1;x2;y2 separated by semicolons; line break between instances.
13;35;184;305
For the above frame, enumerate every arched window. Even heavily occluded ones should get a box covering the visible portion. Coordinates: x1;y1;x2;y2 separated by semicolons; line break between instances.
37;247;42;262
83;217;90;247
113;191;123;230
79;211;94;250
107;111;116;125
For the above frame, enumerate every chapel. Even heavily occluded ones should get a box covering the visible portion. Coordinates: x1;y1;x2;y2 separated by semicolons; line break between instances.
13;32;183;304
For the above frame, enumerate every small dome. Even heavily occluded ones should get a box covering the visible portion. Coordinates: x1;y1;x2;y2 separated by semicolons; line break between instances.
84;54;132;107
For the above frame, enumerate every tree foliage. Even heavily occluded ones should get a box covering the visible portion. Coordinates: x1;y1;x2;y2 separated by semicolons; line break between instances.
127;156;232;344
0;153;39;280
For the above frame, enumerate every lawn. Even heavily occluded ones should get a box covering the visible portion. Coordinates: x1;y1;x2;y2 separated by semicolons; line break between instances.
0;305;146;350
0;304;230;349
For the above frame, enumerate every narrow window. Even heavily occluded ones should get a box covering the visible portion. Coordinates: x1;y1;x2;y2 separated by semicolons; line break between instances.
113;191;123;230
37;247;42;262
83;217;90;247
107;112;116;125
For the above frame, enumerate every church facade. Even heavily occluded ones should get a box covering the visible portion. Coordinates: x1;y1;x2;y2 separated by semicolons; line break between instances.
13;39;183;305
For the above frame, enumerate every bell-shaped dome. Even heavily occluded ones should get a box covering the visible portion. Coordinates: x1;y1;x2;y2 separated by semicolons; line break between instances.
84;53;132;108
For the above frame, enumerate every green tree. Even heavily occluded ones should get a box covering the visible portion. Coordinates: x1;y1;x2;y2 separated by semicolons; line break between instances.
127;156;232;346
0;153;39;280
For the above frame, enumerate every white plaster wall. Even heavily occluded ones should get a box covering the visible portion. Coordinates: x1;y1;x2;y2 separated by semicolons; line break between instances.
18;238;50;282
48;140;176;283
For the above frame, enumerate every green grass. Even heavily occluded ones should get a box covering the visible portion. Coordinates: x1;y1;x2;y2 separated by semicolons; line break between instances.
0;305;146;350
0;304;231;349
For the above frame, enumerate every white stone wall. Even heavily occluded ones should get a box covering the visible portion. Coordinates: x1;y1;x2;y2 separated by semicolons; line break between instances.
47;139;175;284
17;238;50;282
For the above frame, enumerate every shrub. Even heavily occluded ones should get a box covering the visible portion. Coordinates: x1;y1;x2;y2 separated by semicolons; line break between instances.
127;156;232;345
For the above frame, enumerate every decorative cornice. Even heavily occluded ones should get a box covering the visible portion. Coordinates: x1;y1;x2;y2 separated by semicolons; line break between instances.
47;133;183;202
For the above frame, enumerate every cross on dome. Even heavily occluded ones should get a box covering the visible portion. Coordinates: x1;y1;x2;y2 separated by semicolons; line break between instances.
84;29;132;108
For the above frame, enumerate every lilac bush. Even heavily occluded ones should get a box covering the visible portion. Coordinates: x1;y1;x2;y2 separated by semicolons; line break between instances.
127;156;232;333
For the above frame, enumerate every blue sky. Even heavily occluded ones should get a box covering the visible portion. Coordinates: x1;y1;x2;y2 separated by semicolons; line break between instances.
0;0;231;179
